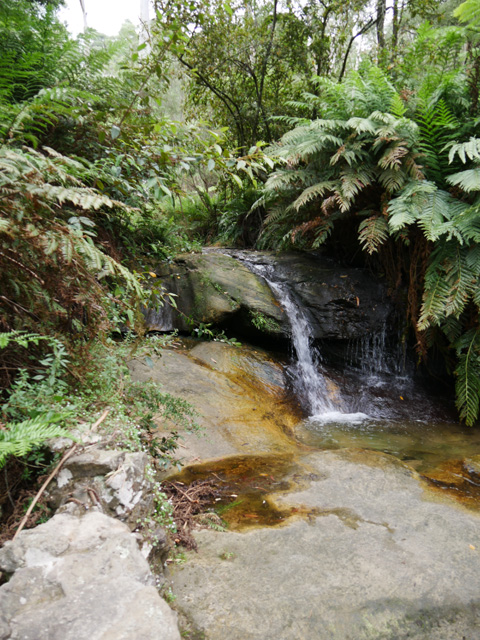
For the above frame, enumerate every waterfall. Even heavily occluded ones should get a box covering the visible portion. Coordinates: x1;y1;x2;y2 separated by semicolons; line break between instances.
243;260;340;416
268;279;338;415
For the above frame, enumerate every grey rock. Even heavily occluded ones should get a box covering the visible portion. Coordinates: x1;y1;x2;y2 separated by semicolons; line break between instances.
129;343;302;464
0;511;180;640
171;449;480;640
66;448;126;477
145;252;287;338
145;251;393;349
236;250;392;340
47;448;154;528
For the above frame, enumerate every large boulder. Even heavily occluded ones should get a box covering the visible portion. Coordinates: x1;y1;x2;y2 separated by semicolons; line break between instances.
145;251;393;347
233;250;393;340
0;510;181;640
144;252;287;339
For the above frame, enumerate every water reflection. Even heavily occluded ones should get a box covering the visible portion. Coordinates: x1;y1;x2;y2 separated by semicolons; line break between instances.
297;415;480;475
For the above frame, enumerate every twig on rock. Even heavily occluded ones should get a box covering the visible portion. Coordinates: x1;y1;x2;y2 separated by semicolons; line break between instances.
13;444;78;541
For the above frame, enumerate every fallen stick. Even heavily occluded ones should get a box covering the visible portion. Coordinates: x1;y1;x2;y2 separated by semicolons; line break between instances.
13;409;110;540
90;409;110;432
167;482;197;504
13;444;78;541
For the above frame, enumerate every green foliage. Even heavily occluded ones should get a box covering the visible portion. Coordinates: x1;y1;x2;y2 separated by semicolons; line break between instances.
249;311;281;334
0;145;146;348
416;100;459;185
257;97;422;249
454;329;480;425
0;413;71;470
454;0;480;27
254;62;480;424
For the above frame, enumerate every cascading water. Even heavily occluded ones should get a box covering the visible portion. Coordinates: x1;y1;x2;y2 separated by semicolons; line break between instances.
236;252;431;425
268;279;338;416
243;260;348;418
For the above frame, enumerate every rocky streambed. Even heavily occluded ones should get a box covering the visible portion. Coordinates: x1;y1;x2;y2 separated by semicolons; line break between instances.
130;340;480;640
3;246;480;640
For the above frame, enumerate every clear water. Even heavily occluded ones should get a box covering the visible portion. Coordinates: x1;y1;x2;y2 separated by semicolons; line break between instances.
241;254;480;482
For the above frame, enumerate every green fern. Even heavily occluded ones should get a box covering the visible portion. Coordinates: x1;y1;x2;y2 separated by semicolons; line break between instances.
447;137;480;164
454;329;480;426
358;215;389;254
0;416;72;469
416;100;458;186
454;0;480;27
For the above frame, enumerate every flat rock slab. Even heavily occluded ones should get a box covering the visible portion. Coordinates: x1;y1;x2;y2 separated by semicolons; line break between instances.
171;449;480;640
0;510;180;640
129;342;302;465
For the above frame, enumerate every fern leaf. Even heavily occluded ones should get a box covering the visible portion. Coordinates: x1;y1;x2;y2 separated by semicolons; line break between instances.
0;415;72;469
358;216;389;254
447;167;480;192
291;181;336;211
454;329;480;425
418;265;452;329
447;137;480;164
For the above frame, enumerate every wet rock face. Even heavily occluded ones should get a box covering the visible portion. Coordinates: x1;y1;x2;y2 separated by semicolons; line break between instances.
128;340;302;464
233;251;393;340
145;251;393;344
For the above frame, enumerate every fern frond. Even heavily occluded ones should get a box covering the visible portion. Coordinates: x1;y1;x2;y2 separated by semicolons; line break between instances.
454;329;480;425
444;245;476;317
418;246;453;329
447;167;480;192
447;137;480;164
358;216;389;254
291;181;336;210
0;415;72;469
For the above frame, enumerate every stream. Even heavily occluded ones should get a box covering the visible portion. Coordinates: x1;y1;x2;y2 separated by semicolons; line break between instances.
135;251;480;639
240;255;480;481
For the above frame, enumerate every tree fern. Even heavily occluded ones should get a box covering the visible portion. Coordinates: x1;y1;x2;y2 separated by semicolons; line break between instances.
447;137;480;164
454;0;480;27
358;215;389;254
447;167;480;192
416;100;458;186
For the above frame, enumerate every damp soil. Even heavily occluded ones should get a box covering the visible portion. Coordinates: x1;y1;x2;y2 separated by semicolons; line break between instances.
0;456;53;545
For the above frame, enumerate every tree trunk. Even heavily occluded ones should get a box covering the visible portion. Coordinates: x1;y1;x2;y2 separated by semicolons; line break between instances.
79;0;88;32
376;0;386;53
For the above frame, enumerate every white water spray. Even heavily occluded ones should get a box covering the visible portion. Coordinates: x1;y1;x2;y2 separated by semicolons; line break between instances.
245;261;340;416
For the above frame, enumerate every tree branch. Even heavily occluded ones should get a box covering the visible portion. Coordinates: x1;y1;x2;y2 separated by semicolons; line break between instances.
338;17;378;82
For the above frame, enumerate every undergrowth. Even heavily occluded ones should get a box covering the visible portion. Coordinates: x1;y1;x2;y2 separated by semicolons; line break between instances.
0;331;201;540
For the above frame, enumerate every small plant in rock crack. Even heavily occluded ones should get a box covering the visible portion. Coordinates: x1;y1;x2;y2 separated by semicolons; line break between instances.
161;586;177;604
138;412;181;465
249;311;281;334
136;470;177;541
